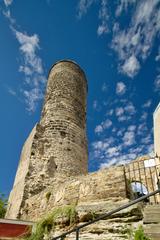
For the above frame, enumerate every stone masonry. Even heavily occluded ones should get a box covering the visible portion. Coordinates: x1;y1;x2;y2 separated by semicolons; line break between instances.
6;60;88;219
6;60;160;227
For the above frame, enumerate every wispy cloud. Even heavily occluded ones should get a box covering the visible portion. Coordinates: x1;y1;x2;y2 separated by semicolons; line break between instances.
102;82;107;91
124;102;136;115
78;0;160;78
3;0;13;7
154;74;160;92
97;0;109;36
77;0;95;18
155;47;160;61
123;130;135;146
93;100;102;111
95;119;112;134
142;100;152;108
11;28;46;112
116;81;126;95
7;87;16;96
116;0;137;16
112;0;160;77
2;2;46;112
115;107;124;116
122;55;140;78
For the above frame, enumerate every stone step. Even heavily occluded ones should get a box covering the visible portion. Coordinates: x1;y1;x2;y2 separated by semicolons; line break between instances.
143;205;160;239
143;213;160;223
144;231;160;240
144;223;160;232
145;205;160;210
53;220;132;240
143;204;160;224
144;208;160;215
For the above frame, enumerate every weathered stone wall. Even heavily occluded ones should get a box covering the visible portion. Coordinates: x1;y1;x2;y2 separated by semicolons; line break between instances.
154;103;160;158
5;125;37;219
6;60;88;219
40;60;88;177
153;103;160;186
18;165;126;221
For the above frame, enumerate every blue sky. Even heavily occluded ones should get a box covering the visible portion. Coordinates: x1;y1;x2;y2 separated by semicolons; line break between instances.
0;0;160;195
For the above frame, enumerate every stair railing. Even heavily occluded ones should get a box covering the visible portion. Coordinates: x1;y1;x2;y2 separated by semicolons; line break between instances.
52;188;160;240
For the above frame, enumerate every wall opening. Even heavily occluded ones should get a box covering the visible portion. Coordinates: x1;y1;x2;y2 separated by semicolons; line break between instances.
130;181;149;201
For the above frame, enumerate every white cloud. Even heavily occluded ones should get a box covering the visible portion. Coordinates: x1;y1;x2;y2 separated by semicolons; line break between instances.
103;119;112;128
141;134;152;144
117;128;125;137
112;0;160;77
93;100;101;111
11;27;46;112
140;112;148;121
115;107;124;116
155;74;160;91
8;87;16;96
102;82;107;91
77;0;95;18
2;9;15;24
155;47;160;61
106;109;114;116
127;125;136;131
137;123;148;136
117;115;129;122
122;55;140;78
94;119;112;134
78;0;160;77
3;0;12;7
116;81;126;95
123;131;135;146
23;88;44;112
95;125;103;134
142;100;152;108
97;0;109;36
116;0;137;16
124;102;136;115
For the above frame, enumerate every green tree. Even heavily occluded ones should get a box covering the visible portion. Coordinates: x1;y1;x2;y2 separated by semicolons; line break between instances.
0;193;7;218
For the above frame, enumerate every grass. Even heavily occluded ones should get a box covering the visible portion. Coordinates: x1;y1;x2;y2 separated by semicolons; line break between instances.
127;225;151;240
24;204;77;240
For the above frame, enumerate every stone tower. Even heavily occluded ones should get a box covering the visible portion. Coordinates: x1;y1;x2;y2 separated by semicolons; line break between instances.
6;60;88;219
154;103;160;158
153;103;160;176
39;60;88;176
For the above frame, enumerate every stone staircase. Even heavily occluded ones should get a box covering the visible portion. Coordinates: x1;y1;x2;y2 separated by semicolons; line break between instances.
52;202;143;240
143;204;160;240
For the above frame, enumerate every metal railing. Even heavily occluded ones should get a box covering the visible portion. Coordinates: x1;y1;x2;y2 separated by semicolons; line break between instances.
52;188;160;240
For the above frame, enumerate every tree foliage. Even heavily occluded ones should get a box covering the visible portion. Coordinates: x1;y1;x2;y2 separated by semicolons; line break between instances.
0;193;7;218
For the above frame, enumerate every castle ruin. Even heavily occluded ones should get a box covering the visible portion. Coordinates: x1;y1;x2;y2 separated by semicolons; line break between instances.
6;60;160;223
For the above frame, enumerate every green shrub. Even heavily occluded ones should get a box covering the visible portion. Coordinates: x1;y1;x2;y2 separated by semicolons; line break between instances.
127;225;151;240
134;226;150;240
25;204;77;240
0;193;7;218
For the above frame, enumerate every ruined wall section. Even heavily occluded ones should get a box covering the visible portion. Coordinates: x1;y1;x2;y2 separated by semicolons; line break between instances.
5;125;37;219
23;61;88;197
19;166;127;221
6;60;88;219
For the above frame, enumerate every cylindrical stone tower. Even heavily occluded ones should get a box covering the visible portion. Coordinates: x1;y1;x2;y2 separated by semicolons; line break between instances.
5;60;88;220
40;60;88;176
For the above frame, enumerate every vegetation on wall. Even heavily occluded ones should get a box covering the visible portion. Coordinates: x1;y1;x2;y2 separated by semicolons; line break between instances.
0;193;7;218
127;225;151;240
25;204;77;240
134;226;151;240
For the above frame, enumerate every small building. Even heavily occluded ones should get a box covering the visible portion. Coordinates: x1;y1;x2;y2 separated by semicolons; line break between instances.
0;218;33;239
